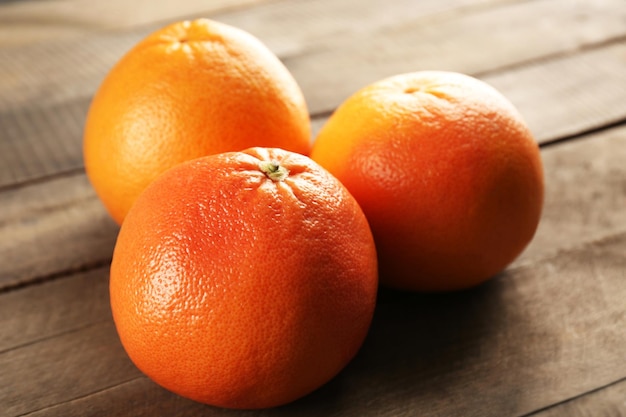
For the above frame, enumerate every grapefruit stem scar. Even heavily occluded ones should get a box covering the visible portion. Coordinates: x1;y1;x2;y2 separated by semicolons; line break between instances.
259;160;289;182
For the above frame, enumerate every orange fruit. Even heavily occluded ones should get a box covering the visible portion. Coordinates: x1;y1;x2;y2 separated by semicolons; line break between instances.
84;19;311;224
311;71;544;291
109;147;378;409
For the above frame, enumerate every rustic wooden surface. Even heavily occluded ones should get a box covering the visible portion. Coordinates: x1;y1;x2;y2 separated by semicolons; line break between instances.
1;0;625;416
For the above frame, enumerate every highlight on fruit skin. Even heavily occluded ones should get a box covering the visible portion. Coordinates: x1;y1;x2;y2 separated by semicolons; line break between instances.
83;18;311;225
109;147;378;409
311;70;545;292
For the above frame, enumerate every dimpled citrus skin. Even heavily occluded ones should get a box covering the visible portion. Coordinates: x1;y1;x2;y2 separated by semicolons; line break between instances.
109;148;378;409
84;19;311;225
311;71;544;291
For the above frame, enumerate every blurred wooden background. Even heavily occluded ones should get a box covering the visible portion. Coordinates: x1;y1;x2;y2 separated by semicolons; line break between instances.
1;0;626;416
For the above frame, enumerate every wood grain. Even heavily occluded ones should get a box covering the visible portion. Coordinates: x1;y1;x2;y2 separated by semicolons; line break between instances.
288;0;626;114
2;1;625;189
0;0;515;112
528;378;626;417
312;41;626;141
9;104;626;283
0;173;118;291
2;120;625;291
484;41;626;144
0;99;89;187
212;0;511;58
515;124;626;266
4;231;626;416
1;321;141;417
0;0;502;110
0;267;111;353
2;40;626;189
0;0;267;47
2;1;625;415
2;0;624;112
25;378;213;417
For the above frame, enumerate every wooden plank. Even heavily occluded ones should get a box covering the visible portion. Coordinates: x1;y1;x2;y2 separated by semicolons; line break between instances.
528;378;626;417
0;0;522;112
212;0;510;58
0;99;89;187
484;42;626;144
0;0;511;48
0;267;110;353
1;321;142;417
2;131;622;415
0;173;118;291
315;37;626;140
1;2;623;416
5;230;626;416
1;128;625;414
342;233;626;417
0;0;268;47
2;0;624;112
24;377;214;417
0;0;509;187
514;124;626;266
2;121;625;292
2;3;626;188
288;0;626;114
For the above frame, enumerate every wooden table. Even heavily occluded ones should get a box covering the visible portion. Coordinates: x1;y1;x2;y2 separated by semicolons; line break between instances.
2;0;626;415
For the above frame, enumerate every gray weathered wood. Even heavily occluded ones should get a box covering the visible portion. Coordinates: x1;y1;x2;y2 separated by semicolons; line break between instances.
528;378;626;417
289;1;626;114
0;0;268;47
213;0;511;59
0;267;111;353
2;123;625;291
2;1;625;415
0;99;89;187
3;40;626;189
485;41;626;144
1;321;142;417
514;124;626;266
0;173;118;291
25;377;214;417
2;0;625;188
2;0;624;112
4;231;626;416
0;0;524;112
312;42;626;142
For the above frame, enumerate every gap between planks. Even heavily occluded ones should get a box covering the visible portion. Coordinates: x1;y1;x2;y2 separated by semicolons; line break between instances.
468;32;626;83
0;0;277;47
524;375;626;417
0;320;109;356
14;376;146;417
0;167;85;194
537;117;626;148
